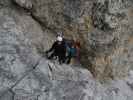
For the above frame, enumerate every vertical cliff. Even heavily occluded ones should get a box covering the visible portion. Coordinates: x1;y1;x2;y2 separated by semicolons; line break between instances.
0;0;133;100
12;0;133;80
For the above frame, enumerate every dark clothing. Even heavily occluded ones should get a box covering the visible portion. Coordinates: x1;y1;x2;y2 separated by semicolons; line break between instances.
48;41;66;55
47;41;66;64
65;39;81;64
48;52;66;64
66;47;76;64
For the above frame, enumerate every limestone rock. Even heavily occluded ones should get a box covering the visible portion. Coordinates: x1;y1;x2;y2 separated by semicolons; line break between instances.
0;6;46;97
14;0;33;9
12;0;133;79
0;1;133;100
0;0;12;7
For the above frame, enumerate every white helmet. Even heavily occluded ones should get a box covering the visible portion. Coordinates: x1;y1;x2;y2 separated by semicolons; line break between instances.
57;36;63;41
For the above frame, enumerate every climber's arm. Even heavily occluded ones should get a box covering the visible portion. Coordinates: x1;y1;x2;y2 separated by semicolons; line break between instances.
46;42;57;53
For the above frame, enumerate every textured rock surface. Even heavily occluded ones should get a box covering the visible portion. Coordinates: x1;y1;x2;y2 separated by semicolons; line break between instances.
13;0;133;79
0;0;133;100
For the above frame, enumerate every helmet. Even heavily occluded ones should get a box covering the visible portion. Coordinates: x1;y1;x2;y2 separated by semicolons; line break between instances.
57;36;63;41
57;32;63;37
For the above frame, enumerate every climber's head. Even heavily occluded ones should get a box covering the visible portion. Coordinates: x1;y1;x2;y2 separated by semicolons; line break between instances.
57;36;63;43
57;32;63;37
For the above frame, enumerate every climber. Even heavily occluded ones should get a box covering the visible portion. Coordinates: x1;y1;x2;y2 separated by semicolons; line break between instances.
65;39;81;64
65;40;77;64
74;39;81;63
45;36;66;64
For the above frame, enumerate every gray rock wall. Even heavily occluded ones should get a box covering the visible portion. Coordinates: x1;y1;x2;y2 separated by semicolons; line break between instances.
13;0;133;79
0;2;133;100
0;0;133;99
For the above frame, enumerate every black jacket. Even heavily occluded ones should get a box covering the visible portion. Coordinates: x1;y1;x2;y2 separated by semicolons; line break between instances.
48;41;66;56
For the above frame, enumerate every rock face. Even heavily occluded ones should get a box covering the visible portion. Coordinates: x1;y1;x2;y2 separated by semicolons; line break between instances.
0;0;133;100
12;0;133;79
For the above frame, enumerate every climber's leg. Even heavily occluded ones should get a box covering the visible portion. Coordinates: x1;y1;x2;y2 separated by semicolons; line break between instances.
58;54;65;64
66;52;72;64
